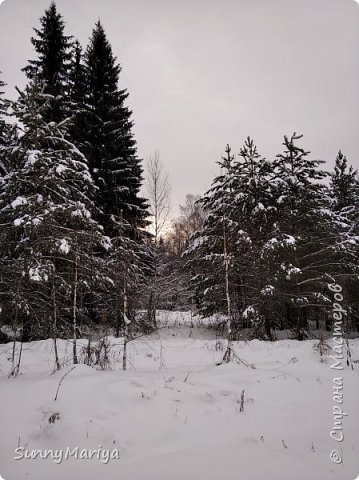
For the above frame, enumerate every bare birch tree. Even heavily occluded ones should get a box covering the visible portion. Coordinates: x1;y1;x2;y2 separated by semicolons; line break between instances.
146;150;171;244
145;151;172;327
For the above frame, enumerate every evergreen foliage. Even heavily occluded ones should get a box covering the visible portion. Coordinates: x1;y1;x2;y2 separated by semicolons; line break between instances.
0;82;111;340
22;1;72;123
81;21;148;236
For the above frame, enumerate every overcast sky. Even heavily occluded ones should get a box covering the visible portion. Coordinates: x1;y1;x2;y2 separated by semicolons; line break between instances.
0;0;358;212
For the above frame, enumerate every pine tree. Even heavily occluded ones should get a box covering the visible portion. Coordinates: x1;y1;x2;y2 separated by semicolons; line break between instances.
82;21;148;236
22;2;72;123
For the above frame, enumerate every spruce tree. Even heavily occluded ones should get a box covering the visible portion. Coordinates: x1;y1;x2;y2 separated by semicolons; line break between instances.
185;145;237;319
79;22;151;331
67;39;87;145
267;134;338;339
82;21;148;236
231;138;276;339
185;135;358;340
68;40;87;107
0;82;111;360
0;75;9;143
330;151;359;331
331;150;358;211
0;73;13;176
22;2;72;123
186;139;276;339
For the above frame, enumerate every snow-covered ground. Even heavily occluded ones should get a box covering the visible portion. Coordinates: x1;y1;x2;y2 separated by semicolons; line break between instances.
0;311;358;480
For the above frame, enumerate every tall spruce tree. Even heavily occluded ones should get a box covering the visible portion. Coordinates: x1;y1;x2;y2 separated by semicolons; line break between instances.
67;40;87;143
22;2;72;123
0;73;13;176
82;21;148;236
0;75;9;143
68;40;87;107
74;22;151;334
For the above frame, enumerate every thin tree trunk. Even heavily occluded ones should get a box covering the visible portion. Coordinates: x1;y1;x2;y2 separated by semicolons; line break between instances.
52;270;60;371
295;253;307;340
147;262;158;331
11;331;16;373
11;317;24;378
11;288;19;372
265;316;272;341
72;251;79;365
14;332;23;377
147;290;156;330
115;291;121;338
222;217;232;363
122;275;129;371
10;288;20;377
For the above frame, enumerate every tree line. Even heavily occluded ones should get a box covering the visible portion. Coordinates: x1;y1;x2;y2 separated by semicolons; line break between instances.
184;137;359;345
0;3;358;373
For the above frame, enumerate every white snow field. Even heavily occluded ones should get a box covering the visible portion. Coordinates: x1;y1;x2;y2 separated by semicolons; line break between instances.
0;311;358;480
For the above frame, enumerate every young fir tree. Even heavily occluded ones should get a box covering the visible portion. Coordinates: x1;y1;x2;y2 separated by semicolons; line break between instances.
0;81;112;368
266;133;339;339
185;145;237;320
186;139;276;340
331;150;358;211
82;21;148;236
230;138;276;339
330;151;359;331
22;2;72;123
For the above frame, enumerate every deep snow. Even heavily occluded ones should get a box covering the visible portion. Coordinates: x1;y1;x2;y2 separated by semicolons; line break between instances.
0;311;358;480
